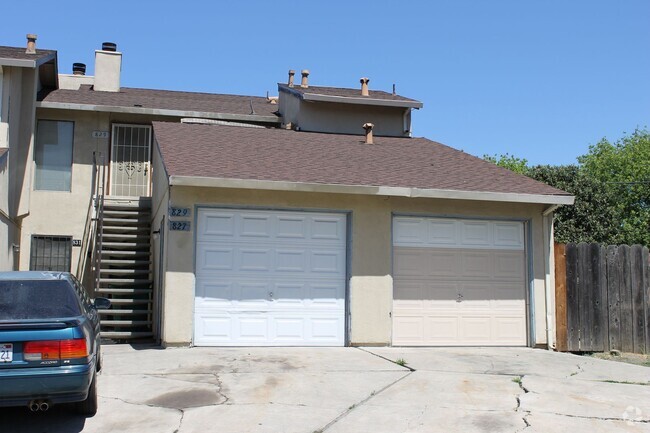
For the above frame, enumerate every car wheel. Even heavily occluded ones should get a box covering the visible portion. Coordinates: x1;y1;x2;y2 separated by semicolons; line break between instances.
76;374;98;416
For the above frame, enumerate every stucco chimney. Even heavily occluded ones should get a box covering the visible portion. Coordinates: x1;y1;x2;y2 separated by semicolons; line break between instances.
288;70;295;87
25;34;37;54
360;77;370;96
72;63;86;76
94;42;121;92
300;69;309;88
363;123;374;144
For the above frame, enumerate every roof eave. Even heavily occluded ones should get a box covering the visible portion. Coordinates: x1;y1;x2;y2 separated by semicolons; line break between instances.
278;84;423;109
302;93;423;109
35;101;282;123
168;176;575;205
0;52;56;69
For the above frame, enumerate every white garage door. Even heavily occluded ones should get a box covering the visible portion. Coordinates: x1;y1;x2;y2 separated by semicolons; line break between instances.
392;217;527;346
195;208;347;346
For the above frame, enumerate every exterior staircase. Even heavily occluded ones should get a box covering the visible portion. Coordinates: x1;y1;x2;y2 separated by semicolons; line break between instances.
96;197;154;341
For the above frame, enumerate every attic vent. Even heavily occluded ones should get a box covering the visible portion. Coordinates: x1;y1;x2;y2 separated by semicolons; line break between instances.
72;63;86;75
102;42;117;52
26;34;37;54
360;77;370;96
301;69;309;88
363;123;374;144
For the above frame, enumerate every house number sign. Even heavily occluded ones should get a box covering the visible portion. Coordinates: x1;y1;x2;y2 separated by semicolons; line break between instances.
92;131;109;139
169;207;191;217
169;221;191;231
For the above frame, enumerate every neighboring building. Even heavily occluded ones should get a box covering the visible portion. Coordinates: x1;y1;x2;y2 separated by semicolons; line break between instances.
0;35;574;349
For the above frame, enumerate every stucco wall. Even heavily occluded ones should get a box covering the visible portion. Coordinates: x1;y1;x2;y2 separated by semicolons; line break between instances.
160;186;550;347
151;140;170;342
19;109;111;272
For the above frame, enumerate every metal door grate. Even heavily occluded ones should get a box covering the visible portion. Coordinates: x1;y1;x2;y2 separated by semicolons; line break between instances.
30;236;72;272
110;124;152;197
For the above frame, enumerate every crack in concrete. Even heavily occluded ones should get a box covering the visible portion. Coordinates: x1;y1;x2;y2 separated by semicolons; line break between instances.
317;370;413;432
514;375;532;432
540;411;650;424
357;348;415;372
173;409;185;433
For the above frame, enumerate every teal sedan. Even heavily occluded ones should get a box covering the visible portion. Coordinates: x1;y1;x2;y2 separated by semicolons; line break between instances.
0;272;110;416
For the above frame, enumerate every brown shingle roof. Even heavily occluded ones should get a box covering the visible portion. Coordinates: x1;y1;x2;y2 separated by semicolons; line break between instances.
0;46;56;63
38;85;281;118
153;122;569;198
278;83;420;103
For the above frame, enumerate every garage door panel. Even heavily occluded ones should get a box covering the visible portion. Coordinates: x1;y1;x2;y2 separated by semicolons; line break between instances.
460;251;493;278
195;209;346;346
392;216;527;347
197;246;235;272
493;252;526;280
460;221;491;247
494;222;525;248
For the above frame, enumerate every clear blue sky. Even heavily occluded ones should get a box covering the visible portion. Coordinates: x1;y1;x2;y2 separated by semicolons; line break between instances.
3;1;649;165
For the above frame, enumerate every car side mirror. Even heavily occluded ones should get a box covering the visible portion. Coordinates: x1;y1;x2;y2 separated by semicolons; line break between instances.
94;297;111;310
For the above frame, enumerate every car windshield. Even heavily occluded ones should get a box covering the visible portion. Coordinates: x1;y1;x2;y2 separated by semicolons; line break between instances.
0;279;81;320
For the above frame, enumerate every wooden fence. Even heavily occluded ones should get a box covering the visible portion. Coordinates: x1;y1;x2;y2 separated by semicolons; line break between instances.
555;243;650;353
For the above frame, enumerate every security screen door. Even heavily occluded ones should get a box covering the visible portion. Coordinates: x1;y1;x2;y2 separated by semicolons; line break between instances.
110;124;152;196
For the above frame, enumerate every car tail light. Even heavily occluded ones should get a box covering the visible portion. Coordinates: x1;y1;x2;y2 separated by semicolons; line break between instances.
60;339;88;359
23;341;60;361
23;339;88;361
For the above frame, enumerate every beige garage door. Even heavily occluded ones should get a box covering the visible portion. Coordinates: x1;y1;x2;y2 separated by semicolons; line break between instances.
392;217;527;346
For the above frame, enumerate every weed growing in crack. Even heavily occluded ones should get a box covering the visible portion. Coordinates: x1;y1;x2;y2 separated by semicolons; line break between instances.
395;358;407;367
512;377;522;385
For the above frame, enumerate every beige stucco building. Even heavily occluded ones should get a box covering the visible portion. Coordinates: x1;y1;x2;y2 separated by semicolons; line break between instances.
0;36;573;350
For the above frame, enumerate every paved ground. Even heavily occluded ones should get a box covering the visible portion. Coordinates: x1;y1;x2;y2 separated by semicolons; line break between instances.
1;345;648;432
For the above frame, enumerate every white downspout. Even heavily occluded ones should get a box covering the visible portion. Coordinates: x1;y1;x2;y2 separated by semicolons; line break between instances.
542;204;560;350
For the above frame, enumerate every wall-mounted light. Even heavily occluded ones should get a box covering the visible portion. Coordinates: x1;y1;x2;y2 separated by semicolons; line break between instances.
152;230;160;240
11;244;19;253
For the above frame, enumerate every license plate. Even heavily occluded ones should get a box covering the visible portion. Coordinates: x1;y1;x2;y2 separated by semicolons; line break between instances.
0;343;13;363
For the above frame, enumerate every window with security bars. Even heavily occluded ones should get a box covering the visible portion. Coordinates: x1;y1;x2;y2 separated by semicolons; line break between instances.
29;236;72;272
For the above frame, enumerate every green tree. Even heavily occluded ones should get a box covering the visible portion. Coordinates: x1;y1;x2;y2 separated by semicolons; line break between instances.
526;165;619;244
578;129;650;246
483;153;529;175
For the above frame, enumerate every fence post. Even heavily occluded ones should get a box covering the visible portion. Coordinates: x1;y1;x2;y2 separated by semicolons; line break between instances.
566;243;580;351
630;245;646;354
554;243;568;351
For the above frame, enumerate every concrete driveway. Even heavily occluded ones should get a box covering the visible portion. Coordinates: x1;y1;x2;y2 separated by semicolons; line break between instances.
1;345;648;432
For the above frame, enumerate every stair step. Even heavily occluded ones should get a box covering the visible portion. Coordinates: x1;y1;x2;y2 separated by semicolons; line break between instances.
97;287;152;294
101;250;150;256
103;298;151;305
101;242;150;249
103;217;151;226
99;268;151;275
99;277;152;284
98;309;152;315
101;259;152;265
103;226;151;233
102;233;151;240
101;320;152;326
103;209;151;216
101;331;154;339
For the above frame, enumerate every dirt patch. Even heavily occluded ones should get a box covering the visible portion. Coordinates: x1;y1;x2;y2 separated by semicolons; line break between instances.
588;352;650;368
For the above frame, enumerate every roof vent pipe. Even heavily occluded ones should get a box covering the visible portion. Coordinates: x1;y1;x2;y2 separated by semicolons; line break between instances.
363;123;374;144
288;70;295;87
25;34;37;54
102;42;117;52
72;63;86;75
360;77;370;96
300;69;309;88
